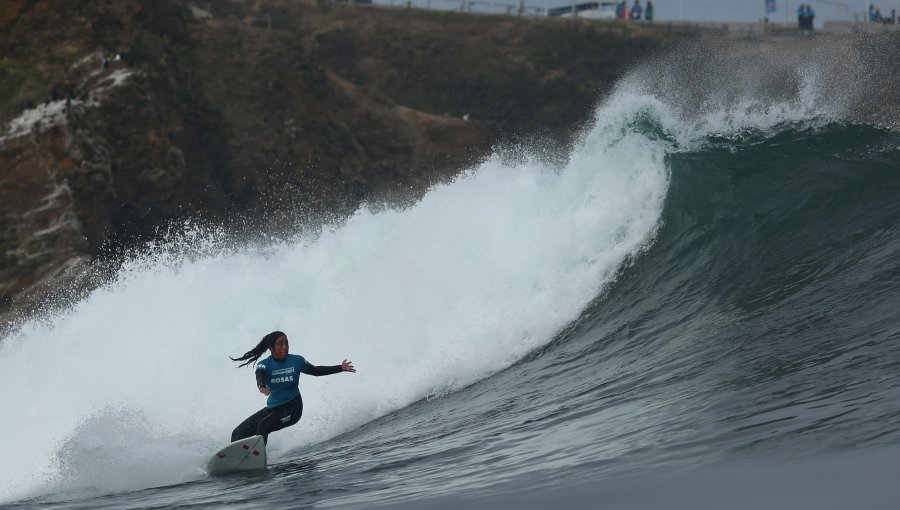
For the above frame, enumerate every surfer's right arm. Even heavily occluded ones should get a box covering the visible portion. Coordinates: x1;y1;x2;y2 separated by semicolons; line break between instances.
255;368;270;396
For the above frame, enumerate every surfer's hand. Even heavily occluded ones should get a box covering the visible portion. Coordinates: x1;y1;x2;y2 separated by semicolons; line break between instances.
259;386;270;396
341;359;356;373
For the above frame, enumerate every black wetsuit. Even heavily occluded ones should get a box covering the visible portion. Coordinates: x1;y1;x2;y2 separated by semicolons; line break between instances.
231;362;342;444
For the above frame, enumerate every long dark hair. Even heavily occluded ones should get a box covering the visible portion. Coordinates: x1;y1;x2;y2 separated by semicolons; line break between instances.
230;331;286;368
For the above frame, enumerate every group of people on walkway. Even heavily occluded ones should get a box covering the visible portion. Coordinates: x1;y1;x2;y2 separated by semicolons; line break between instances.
796;4;815;30
615;0;654;21
869;4;898;24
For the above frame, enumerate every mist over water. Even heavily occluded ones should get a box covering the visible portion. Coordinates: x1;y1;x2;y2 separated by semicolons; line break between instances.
0;83;669;503
2;34;900;508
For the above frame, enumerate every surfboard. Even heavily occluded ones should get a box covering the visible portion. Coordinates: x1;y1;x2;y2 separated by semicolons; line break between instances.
206;435;267;475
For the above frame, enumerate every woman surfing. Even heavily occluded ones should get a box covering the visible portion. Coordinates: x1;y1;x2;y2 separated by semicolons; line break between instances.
229;331;356;444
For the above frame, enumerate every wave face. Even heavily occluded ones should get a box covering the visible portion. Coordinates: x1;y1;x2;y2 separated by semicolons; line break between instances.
2;36;900;509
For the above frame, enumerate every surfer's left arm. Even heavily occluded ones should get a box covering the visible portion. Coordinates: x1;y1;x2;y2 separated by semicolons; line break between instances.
302;359;356;376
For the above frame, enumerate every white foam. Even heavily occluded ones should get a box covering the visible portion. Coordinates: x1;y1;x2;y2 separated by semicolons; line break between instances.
0;56;843;500
0;91;674;501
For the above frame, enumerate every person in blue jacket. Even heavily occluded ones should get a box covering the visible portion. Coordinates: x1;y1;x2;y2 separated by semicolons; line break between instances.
798;4;815;30
230;331;356;444
630;0;643;19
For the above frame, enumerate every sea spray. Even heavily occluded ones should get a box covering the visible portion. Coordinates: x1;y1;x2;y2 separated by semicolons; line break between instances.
3;33;892;506
0;92;670;503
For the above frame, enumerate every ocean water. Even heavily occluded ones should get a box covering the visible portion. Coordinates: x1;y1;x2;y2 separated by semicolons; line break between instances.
2;36;899;509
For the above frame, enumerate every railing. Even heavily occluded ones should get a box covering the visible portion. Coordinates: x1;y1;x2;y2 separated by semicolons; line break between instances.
372;0;546;16
361;0;900;30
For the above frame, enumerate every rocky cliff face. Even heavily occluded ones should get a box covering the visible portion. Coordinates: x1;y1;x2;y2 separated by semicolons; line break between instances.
0;0;687;317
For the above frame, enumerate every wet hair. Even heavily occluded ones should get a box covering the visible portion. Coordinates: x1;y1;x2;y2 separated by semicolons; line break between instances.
230;331;286;368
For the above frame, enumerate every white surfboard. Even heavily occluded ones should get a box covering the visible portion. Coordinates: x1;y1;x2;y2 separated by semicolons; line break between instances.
206;435;267;474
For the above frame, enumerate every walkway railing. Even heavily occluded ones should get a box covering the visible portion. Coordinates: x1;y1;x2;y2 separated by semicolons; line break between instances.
371;0;545;16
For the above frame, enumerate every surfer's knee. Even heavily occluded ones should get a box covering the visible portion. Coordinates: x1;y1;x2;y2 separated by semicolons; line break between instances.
232;423;253;442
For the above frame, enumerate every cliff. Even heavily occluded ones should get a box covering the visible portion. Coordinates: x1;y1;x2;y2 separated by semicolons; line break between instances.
0;0;689;317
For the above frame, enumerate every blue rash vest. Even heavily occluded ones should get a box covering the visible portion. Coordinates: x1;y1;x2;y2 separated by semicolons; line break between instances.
255;354;313;408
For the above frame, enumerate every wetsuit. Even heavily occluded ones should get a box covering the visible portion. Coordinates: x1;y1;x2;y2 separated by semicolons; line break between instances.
231;354;342;444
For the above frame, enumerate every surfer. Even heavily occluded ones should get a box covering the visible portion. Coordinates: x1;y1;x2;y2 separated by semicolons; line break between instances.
229;331;356;444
